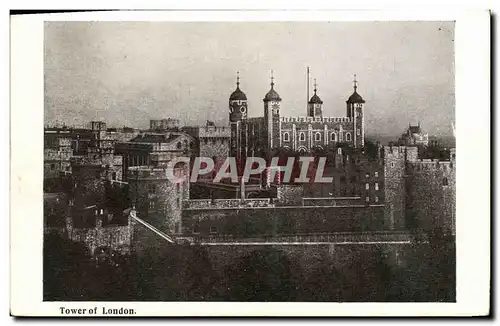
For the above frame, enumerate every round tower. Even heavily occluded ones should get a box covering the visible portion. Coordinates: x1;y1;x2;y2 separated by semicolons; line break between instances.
308;78;323;118
263;70;282;150
346;75;366;148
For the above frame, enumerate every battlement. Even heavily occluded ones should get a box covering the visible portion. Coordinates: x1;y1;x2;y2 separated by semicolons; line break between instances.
127;165;186;180
408;159;453;171
185;198;273;210
198;126;231;138
280;116;353;123
383;145;419;160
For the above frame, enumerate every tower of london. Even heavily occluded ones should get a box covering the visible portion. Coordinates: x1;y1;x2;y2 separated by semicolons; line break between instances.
228;71;366;160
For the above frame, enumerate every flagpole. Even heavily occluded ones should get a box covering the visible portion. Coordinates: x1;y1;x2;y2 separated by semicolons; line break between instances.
306;66;310;114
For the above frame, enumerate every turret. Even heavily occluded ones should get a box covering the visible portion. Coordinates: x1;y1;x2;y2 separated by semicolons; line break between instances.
229;72;249;166
308;79;323;118
346;75;365;148
263;70;282;150
229;71;248;122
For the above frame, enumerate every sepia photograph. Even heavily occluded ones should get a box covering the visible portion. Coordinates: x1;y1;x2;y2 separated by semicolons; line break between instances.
9;9;490;317
42;19;456;302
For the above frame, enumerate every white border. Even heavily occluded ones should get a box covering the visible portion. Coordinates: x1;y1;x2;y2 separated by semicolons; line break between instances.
10;10;490;317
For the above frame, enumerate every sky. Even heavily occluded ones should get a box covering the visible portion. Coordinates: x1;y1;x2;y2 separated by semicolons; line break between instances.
44;21;455;137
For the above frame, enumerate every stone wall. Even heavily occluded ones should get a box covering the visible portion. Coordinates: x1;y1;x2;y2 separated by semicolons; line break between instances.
276;185;304;206
45;211;133;256
383;146;418;230
182;205;386;236
71;164;109;207
185;198;272;209
406;160;456;234
303;197;363;206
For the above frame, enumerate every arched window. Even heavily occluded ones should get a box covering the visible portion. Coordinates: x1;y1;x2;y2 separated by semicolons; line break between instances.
315;132;321;141
283;132;290;142
299;132;306;141
346;132;352;141
331;132;337;141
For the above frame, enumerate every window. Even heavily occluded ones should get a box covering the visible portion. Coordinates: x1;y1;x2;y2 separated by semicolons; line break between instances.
375;196;379;203
50;164;55;170
374;172;379;178
204;138;208;144
177;197;181;208
176;142;182;149
340;176;346;183
366;196;370;202
375;182;379;190
391;162;395;168
443;177;449;186
149;200;156;209
193;224;200;234
299;132;306;141
149;183;156;194
283;132;290;142
315;132;321;141
357;129;361;136
210;226;217;234
331;132;337;141
365;173;370;178
365;183;370;190
345;132;352;141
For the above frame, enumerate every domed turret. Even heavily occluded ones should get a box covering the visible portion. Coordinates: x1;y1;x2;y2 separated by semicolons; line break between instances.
346;75;365;104
263;71;282;102
345;74;366;149
263;70;281;150
309;93;323;104
347;91;365;104
308;79;323;117
229;72;248;122
229;78;247;101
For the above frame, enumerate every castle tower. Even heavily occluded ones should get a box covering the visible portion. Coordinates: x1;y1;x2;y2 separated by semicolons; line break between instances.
346;75;365;148
229;72;248;165
308;79;323;118
263;70;282;151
